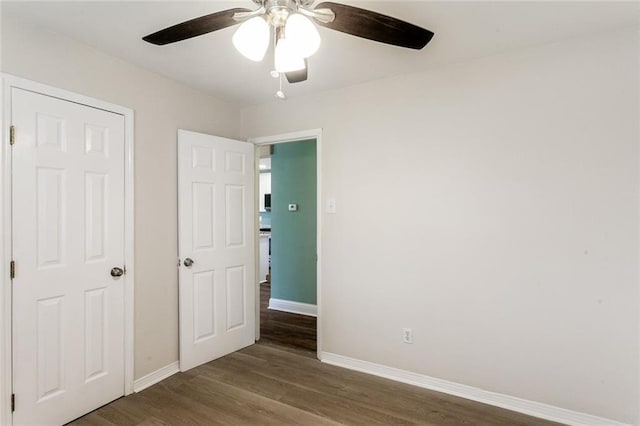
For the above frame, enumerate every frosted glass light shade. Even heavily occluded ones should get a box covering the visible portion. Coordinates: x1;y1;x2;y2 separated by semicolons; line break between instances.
232;17;270;62
275;38;305;72
285;14;321;58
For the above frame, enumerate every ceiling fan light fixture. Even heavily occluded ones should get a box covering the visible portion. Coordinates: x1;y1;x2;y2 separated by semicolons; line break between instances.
143;1;435;87
274;37;305;72
232;16;270;62
284;13;321;58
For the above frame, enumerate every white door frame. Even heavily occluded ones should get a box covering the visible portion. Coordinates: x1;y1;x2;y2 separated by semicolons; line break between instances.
0;74;135;425
249;129;323;359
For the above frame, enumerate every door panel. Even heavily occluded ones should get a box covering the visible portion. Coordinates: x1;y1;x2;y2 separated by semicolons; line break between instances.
226;185;245;247
178;130;255;371
193;182;215;250
12;88;125;425
36;167;65;267
226;265;246;330
85;172;108;262
84;287;108;381
36;296;64;401
193;270;216;342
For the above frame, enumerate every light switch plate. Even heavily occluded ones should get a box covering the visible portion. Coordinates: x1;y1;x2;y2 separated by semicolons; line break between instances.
288;204;298;211
327;198;337;214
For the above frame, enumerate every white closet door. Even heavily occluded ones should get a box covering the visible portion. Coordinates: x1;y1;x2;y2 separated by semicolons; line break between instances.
178;129;255;371
12;88;126;425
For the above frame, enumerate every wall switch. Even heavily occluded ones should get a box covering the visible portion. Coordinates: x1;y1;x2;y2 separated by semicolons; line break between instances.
288;204;298;212
402;328;413;344
326;198;337;214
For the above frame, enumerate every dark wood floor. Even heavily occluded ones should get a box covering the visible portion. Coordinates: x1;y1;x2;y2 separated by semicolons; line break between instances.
259;282;317;354
71;286;559;426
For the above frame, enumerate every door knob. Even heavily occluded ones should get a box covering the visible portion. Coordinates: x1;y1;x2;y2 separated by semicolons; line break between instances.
183;258;194;268
110;267;124;277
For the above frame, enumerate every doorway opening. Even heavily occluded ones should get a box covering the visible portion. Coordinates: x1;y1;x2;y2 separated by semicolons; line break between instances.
252;130;322;358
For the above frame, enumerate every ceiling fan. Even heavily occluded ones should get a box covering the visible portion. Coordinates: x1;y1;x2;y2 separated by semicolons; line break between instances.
143;0;434;93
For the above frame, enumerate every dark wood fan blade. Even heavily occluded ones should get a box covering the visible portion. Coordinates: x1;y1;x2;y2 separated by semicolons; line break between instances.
314;2;433;50
285;60;308;84
143;8;251;45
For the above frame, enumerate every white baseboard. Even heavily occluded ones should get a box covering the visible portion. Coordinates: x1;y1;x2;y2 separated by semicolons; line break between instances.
269;298;317;317
321;352;629;426
133;361;180;393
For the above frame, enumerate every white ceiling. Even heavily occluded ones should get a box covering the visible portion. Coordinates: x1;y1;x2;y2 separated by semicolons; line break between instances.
3;1;638;106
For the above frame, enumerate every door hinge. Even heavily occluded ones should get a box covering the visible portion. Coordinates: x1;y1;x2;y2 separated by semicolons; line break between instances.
11;393;15;412
9;126;15;145
9;261;15;280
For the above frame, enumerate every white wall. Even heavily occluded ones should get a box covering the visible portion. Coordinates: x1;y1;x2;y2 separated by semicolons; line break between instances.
241;27;640;424
1;15;242;379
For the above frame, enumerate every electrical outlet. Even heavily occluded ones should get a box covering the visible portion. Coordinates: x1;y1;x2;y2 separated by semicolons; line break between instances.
402;328;413;344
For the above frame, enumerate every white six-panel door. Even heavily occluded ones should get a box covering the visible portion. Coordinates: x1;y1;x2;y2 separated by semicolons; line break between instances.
11;88;126;425
178;130;255;371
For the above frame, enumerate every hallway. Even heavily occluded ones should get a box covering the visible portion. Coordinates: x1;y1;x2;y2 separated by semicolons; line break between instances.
259;282;316;355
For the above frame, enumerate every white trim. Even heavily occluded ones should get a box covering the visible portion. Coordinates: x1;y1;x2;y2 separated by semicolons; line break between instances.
321;352;629;426
269;298;317;317
253;150;261;341
0;72;13;426
251;129;322;145
123;89;135;397
637;26;640;426
2;74;134;116
249;129;323;360
0;74;136;422
133;361;180;393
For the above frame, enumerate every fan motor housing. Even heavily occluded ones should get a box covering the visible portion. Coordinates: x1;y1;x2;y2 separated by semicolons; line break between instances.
265;0;298;27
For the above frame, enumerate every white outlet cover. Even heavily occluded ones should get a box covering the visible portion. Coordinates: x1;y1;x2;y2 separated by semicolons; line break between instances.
288;203;298;211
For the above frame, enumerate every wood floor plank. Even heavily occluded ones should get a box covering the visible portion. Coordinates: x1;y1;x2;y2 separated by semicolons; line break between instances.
260;283;317;353
181;375;341;426
192;355;413;425
136;417;173;426
233;344;549;426
71;412;117;426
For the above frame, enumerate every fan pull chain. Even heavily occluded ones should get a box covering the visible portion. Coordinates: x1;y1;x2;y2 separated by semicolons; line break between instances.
276;74;286;100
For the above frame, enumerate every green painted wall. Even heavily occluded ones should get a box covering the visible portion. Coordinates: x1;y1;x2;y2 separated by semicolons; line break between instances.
271;139;317;305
